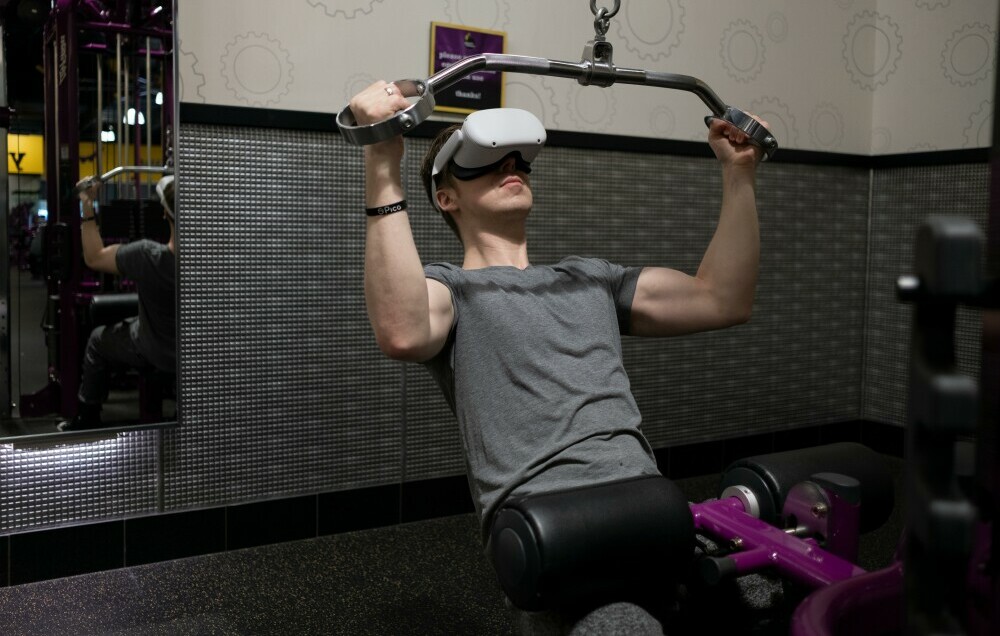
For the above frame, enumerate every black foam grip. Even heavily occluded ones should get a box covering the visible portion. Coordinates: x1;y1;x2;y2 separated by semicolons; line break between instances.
719;442;894;532
490;475;694;612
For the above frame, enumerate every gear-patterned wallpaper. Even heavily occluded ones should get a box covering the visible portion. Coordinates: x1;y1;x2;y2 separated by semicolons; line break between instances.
177;0;997;154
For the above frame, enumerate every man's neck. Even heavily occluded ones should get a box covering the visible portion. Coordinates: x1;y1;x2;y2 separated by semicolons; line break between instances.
462;233;529;270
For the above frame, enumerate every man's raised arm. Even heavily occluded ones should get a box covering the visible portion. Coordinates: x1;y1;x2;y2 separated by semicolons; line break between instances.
351;82;452;362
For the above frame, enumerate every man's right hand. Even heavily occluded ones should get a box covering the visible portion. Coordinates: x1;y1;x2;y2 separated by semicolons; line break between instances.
348;81;410;160
76;176;102;205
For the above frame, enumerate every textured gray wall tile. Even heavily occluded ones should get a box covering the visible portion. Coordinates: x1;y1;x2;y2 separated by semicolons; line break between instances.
173;125;403;509
863;164;989;426
0;124;988;533
0;432;160;532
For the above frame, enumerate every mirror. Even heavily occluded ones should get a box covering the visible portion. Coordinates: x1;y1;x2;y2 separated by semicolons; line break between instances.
1;0;176;438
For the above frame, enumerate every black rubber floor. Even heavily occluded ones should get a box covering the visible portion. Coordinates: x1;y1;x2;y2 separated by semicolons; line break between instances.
0;460;904;635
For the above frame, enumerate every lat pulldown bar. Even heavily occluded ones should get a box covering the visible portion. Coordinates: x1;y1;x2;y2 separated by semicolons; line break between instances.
74;165;171;193
337;1;778;161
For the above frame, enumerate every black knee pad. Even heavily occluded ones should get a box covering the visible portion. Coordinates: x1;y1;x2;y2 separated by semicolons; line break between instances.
490;475;694;612
719;442;895;532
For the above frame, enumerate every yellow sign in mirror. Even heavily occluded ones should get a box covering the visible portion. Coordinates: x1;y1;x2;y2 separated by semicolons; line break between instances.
6;133;164;178
7;134;45;175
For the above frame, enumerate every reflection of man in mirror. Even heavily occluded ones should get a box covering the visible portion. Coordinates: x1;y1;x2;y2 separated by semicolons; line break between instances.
57;176;177;431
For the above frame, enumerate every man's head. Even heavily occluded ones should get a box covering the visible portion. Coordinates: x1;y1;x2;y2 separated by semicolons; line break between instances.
156;175;175;224
419;108;546;241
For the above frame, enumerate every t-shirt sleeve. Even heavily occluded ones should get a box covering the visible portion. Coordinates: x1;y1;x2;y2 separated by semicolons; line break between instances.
611;262;642;335
424;261;459;305
421;262;459;413
114;240;146;280
423;262;454;287
573;257;641;335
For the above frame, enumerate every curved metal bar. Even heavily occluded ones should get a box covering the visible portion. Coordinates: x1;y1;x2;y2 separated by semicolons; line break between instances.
74;165;171;194
100;165;170;181
427;54;727;115
336;79;434;146
336;52;778;160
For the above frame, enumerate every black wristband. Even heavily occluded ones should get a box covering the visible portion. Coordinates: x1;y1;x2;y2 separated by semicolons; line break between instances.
366;200;407;217
81;216;97;224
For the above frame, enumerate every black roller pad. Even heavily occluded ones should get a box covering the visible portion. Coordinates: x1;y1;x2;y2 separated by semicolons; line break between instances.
490;475;694;612
719;442;894;533
88;293;139;327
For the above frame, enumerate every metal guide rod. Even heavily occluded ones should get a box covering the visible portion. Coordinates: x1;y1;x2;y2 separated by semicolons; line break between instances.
115;33;122;173
52;37;61;210
146;37;152;183
1;19;10;418
96;55;103;177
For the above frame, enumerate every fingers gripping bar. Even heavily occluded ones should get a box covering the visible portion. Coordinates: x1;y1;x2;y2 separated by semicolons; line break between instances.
336;53;779;161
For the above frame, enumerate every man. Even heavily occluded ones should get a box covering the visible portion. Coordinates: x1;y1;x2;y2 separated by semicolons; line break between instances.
57;175;177;431
350;81;764;633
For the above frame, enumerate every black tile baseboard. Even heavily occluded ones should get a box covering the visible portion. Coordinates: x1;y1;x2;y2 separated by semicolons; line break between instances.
0;420;903;587
9;521;124;585
319;483;401;535
861;421;905;457
1;536;8;587
126;508;226;567
773;426;823;452
819;420;864;444
722;432;775;468
666;440;724;479
401;475;475;523
227;495;317;551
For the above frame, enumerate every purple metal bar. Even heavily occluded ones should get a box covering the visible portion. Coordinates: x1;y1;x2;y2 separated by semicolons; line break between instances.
77;0;110;22
691;497;866;588
80;43;170;57
824;488;861;562
132;53;142;194
725;547;773;573
41;0;87;416
789;561;904;636
76;22;171;38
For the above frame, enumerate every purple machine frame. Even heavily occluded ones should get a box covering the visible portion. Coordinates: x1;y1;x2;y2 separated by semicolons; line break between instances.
692;177;998;636
650;53;1000;633
671;443;903;634
691;220;996;634
25;0;173;418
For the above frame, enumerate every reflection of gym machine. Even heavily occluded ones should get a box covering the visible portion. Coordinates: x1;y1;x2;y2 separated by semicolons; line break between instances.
20;0;172;419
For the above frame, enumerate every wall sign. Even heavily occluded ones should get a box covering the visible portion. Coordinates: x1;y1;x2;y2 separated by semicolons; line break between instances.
430;22;506;114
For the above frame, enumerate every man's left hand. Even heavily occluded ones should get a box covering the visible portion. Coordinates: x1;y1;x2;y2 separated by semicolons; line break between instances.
707;113;768;168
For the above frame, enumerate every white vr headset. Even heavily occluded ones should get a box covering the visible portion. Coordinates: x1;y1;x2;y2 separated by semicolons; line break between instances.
156;175;174;220
430;108;547;210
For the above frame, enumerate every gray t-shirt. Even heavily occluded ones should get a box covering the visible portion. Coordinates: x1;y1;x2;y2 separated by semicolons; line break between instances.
115;240;176;373
424;256;661;543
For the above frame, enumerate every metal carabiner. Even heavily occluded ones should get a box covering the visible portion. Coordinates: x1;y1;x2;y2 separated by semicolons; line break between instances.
590;0;620;38
593;8;610;37
589;0;621;19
